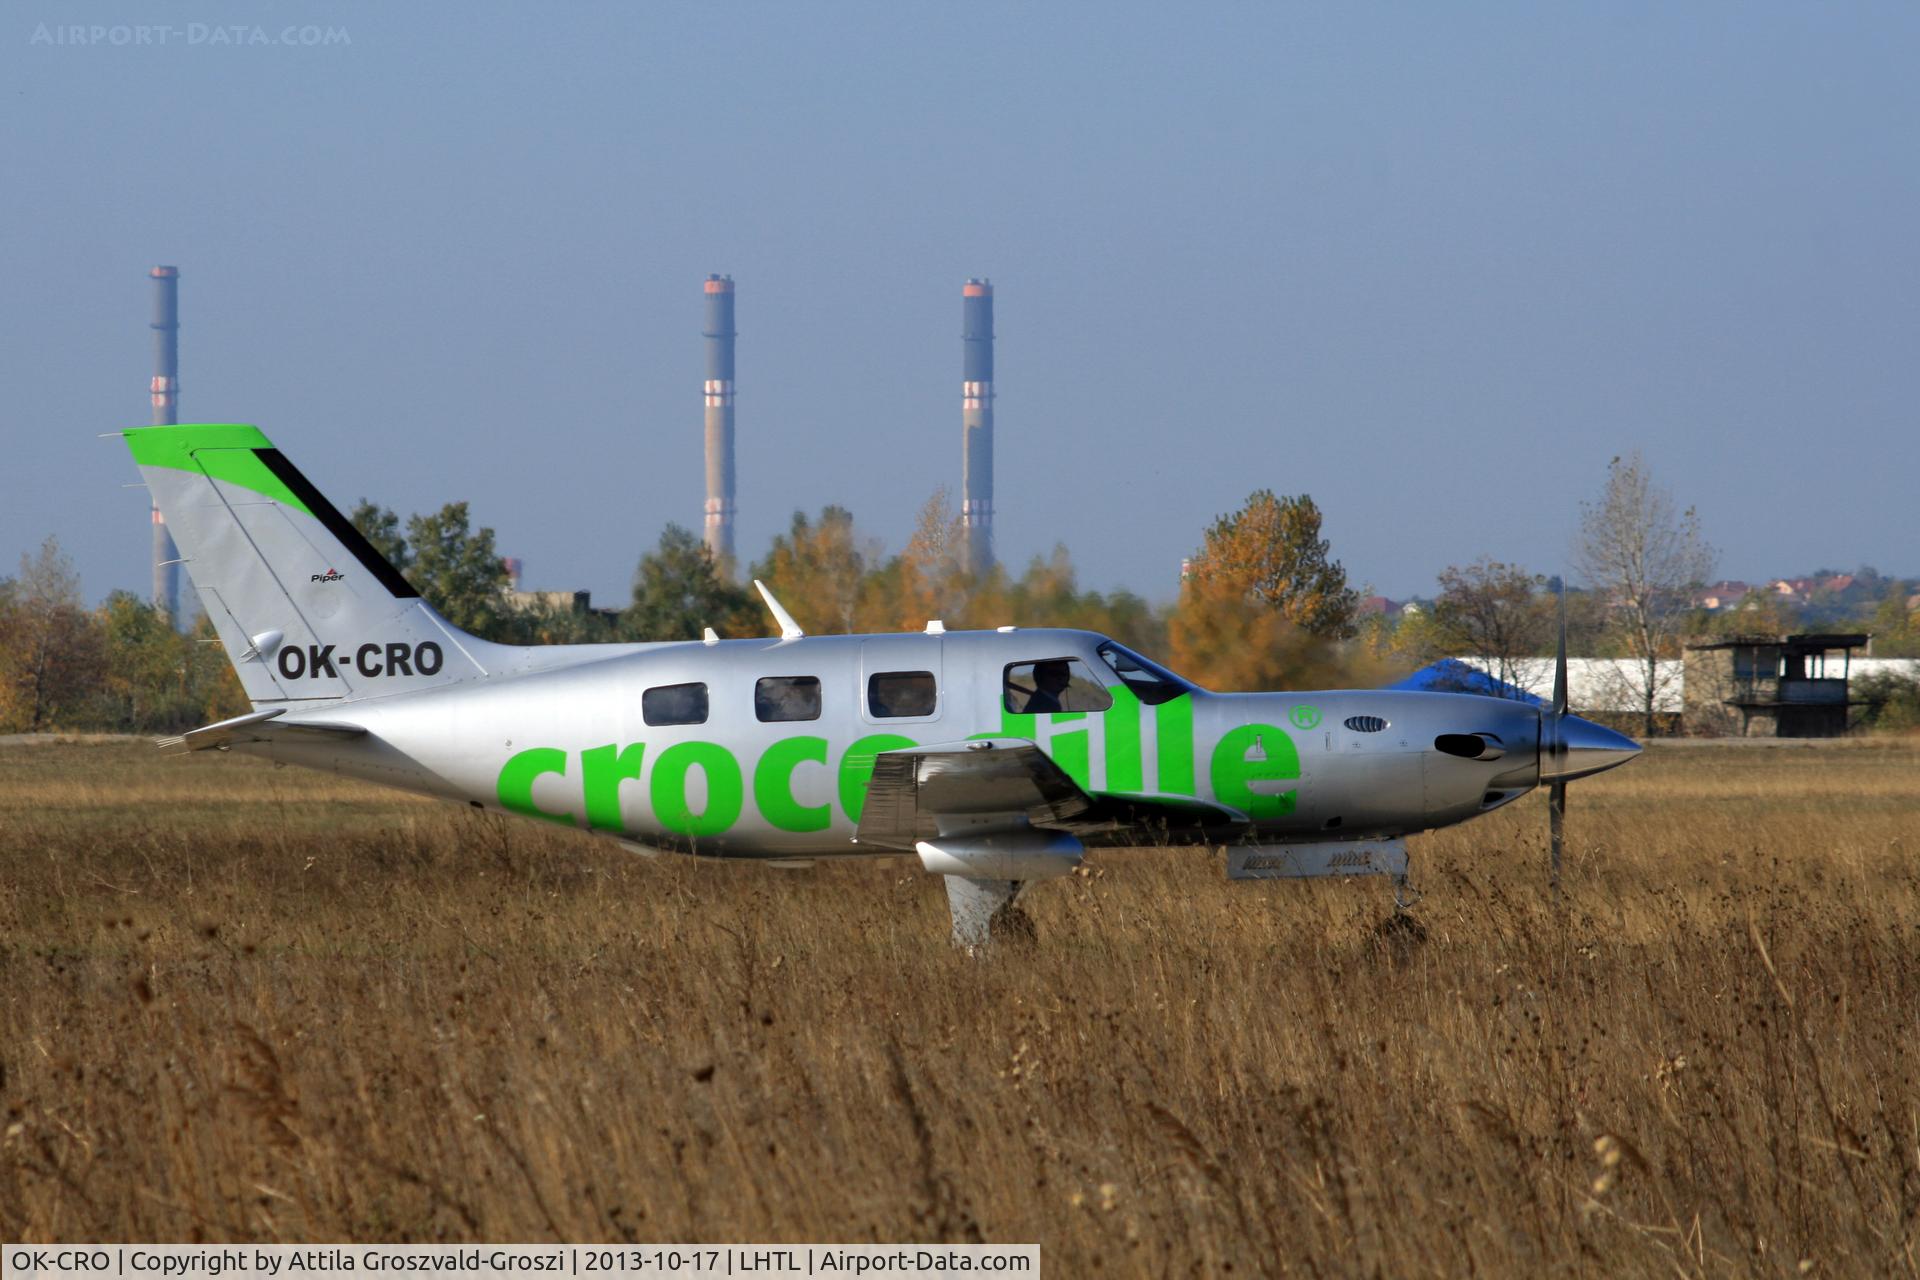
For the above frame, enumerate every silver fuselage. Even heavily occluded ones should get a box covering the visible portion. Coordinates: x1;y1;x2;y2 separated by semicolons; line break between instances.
248;627;1575;859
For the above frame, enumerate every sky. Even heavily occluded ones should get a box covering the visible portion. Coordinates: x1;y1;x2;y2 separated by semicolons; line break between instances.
8;2;1918;611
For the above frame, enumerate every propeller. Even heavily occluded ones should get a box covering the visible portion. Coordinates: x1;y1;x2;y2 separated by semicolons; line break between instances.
1546;589;1568;898
1536;587;1643;899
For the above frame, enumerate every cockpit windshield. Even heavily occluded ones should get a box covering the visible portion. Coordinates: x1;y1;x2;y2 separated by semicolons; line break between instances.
1096;641;1198;705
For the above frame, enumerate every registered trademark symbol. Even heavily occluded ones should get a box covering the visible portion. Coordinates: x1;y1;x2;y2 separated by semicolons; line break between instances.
1288;705;1322;730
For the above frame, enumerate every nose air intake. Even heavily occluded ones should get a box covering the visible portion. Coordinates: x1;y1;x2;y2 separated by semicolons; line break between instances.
1540;715;1641;782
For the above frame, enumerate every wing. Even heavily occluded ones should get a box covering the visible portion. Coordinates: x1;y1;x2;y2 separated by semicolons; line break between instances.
1067;790;1251;846
854;738;1252;851
854;738;1093;852
156;706;367;755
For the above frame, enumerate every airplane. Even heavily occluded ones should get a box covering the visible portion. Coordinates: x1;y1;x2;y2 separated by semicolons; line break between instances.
121;423;1642;945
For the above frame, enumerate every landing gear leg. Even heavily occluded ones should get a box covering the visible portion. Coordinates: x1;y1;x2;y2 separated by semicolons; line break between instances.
1373;867;1428;950
1392;871;1423;913
942;876;1035;950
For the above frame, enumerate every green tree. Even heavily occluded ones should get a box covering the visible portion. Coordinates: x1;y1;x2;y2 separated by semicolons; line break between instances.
1866;587;1920;658
95;590;191;731
1853;669;1920;731
626;524;755;641
349;499;414;573
404;502;509;636
1184;490;1359;638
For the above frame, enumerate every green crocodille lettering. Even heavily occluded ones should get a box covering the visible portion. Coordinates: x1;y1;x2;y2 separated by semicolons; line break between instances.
580;742;646;831
754;735;831;833
497;746;573;826
651;741;743;838
495;692;1308;840
1209;723;1300;820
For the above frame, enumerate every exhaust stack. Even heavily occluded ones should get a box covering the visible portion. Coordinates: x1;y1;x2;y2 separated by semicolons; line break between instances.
962;279;994;576
149;266;182;628
702;274;737;566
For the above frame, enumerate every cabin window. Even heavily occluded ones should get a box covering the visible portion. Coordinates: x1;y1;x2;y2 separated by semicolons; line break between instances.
868;670;937;718
1004;659;1113;715
756;675;822;723
642;682;709;726
1096;641;1197;705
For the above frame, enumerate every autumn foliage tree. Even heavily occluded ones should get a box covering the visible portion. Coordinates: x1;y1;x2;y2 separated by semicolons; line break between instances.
0;539;104;732
751;506;872;635
1182;491;1359;639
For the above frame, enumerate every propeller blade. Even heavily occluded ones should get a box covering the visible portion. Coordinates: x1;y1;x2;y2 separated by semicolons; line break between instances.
1552;587;1568;717
1548;780;1566;898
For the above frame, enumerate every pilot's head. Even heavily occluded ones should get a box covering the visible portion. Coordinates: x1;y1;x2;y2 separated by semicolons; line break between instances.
1033;660;1072;693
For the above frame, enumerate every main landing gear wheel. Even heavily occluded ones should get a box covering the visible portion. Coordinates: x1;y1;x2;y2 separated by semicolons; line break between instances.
943;876;1037;950
1371;870;1428;950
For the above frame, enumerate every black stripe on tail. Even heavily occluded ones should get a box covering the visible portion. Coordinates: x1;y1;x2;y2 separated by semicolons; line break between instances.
254;449;421;599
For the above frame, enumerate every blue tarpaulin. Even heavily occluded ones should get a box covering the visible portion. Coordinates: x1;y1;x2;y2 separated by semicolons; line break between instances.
1385;658;1545;705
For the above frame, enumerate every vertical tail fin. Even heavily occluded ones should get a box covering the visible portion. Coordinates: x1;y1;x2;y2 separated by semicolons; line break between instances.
123;423;501;704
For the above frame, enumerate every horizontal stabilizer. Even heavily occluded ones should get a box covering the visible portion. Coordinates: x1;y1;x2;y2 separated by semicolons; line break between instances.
157;706;366;755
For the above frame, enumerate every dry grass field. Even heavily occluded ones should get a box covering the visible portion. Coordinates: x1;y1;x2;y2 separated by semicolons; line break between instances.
2;737;1916;1275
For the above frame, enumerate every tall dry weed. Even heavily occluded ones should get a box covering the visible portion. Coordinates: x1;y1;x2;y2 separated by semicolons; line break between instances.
0;739;1915;1275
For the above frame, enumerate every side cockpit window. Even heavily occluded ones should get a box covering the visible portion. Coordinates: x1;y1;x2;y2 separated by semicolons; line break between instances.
756;675;822;722
868;670;937;718
1096;642;1196;706
642;682;709;726
1004;659;1113;714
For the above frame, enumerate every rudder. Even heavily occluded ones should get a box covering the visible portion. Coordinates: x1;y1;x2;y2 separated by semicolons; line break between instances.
124;423;500;705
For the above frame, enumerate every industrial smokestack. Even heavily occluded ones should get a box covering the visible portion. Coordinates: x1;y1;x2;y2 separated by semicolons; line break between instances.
149;266;183;628
962;278;994;575
702;274;737;566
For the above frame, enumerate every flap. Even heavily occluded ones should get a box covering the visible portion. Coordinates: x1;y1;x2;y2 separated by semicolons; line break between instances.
854;738;1093;852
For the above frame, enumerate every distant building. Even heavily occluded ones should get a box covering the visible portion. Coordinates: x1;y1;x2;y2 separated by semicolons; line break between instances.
1692;580;1753;610
1683;633;1869;737
1356;595;1400;616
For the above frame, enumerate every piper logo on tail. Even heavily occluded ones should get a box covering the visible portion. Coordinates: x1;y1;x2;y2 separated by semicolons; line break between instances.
310;568;345;583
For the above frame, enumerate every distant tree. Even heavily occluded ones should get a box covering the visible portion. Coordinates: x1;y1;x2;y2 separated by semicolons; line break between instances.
1184;491;1359;638
626;523;755;641
1574;453;1715;736
888;487;970;631
751;507;868;635
0;538;105;732
95;590;191;731
1853;669;1920;731
349;499;414;573
1867;587;1920;658
1166;574;1359;692
405;502;509;636
1429;559;1550;698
